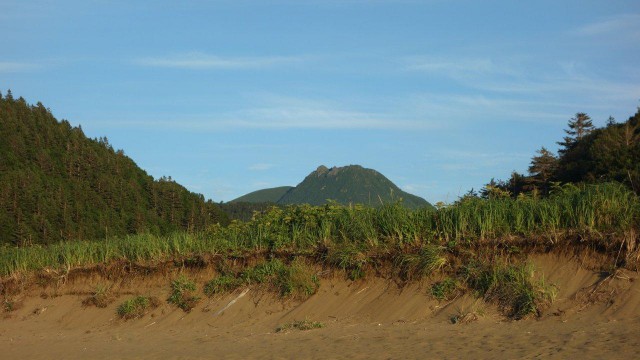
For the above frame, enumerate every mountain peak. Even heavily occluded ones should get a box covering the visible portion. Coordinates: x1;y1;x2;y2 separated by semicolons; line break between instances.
280;164;432;208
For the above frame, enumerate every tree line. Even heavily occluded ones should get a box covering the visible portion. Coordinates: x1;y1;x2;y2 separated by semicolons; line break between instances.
477;108;640;200
0;90;228;246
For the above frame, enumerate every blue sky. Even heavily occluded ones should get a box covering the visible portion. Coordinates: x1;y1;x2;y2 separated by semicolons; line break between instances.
1;0;639;204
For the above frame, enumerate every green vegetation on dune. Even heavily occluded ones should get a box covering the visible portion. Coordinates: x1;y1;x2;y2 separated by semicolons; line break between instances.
1;182;637;278
485;109;640;198
1;182;637;319
0;91;228;246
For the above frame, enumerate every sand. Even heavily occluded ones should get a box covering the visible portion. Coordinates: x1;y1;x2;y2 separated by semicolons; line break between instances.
1;254;639;359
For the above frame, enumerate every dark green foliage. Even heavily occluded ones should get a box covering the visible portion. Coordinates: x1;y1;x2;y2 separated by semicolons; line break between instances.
250;165;433;209
219;202;280;222
0;92;228;246
168;276;200;312
528;147;558;195
431;277;460;301
487;109;640;197
558;112;595;154
557;109;640;193
230;186;293;203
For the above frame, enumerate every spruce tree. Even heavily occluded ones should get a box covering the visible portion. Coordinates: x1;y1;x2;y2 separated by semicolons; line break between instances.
528;147;558;194
558;113;594;154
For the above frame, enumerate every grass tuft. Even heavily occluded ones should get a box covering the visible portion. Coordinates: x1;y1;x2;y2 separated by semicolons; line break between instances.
167;276;200;312
203;274;242;296
117;296;159;319
82;284;113;308
464;262;557;319
276;319;325;333
431;277;460;301
396;245;446;281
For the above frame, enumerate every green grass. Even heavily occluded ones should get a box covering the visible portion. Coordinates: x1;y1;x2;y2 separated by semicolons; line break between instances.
204;258;319;299
203;274;242;296
2;182;636;279
395;245;446;281
167;276;200;312
0;183;636;319
463;262;557;319
117;296;159;319
276;319;325;332
431;277;460;301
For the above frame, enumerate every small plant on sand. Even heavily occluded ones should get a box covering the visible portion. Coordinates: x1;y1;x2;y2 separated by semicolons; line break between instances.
326;244;368;280
82;284;113;308
275;258;319;299
396;245;446;281
168;275;200;312
241;259;287;284
431;277;460;301
464;262;557;319
117;296;159;319
3;298;18;312
276;319;325;333
203;274;242;296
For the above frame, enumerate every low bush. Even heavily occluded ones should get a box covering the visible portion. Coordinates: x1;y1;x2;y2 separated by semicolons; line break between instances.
168;276;200;312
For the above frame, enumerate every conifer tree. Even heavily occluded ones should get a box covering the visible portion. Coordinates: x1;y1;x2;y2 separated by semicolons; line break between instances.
558;113;594;154
528;147;558;194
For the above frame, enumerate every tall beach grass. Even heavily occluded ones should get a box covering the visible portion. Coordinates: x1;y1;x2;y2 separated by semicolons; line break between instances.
1;182;637;277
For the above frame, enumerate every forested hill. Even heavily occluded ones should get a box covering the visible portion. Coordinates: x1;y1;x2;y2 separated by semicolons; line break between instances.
278;165;433;209
0;91;228;246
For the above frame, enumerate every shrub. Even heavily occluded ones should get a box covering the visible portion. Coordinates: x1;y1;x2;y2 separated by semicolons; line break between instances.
275;258;319;299
431;277;460;301
117;296;159;319
168;276;200;312
464;262;556;319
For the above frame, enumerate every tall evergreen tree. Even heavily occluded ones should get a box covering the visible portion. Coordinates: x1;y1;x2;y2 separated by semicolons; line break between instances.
558;112;594;154
528;147;558;194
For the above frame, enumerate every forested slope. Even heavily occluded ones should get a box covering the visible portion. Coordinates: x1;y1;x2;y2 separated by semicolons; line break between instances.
0;91;227;246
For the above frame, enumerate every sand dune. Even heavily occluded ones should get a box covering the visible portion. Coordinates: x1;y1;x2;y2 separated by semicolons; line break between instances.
1;254;639;359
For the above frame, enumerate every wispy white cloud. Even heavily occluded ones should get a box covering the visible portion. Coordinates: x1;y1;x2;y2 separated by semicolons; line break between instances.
403;56;521;78
93;95;440;131
427;150;530;172
405;53;640;113
571;14;640;37
248;163;274;171
134;52;306;69
0;61;41;73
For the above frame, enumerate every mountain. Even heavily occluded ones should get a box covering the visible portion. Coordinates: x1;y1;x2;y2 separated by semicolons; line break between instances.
232;165;433;209
230;186;293;203
0;91;228;246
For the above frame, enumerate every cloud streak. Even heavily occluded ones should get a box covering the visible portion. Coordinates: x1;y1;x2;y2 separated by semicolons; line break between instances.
571;14;640;37
248;163;274;171
134;53;305;69
0;61;41;73
92;96;440;131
